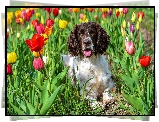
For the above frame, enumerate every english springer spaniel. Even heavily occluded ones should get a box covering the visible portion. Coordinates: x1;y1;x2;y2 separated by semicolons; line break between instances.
62;22;115;108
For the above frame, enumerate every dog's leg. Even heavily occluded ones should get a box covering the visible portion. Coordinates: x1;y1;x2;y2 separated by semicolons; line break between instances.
103;78;115;105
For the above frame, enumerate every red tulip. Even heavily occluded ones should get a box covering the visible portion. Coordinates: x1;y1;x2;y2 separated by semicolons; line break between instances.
138;11;144;18
36;23;45;35
116;11;120;18
15;17;20;24
139;56;151;67
33;57;44;70
94;15;98;20
102;13;107;18
68;8;72;13
46;18;54;27
7;64;12;74
26;10;33;18
44;8;52;13
7;32;9;39
89;8;94;12
25;34;47;52
32;19;39;28
53;8;59;17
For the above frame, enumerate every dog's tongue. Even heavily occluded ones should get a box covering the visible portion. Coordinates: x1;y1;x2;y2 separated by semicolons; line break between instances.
84;50;92;57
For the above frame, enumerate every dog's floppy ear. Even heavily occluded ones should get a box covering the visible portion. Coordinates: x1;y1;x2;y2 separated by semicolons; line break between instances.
95;23;110;54
67;25;81;56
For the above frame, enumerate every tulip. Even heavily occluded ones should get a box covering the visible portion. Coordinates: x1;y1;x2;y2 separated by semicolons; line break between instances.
127;22;130;28
88;8;94;12
18;18;24;24
41;16;44;25
59;20;68;29
25;34;47;52
45;26;53;36
32;19;39;28
80;13;84;19
59;10;62;14
53;8;59;17
36;12;41;18
7;52;17;64
101;8;109;13
33;57;44;70
36;23;45;35
136;21;140;30
119;8;123;12
137;11;144;19
15;10;22;18
72;8;80;13
42;56;49;65
68;8;72;13
116;9;120;18
138;15;143;23
33;49;43;57
7;32;9;39
131;11;136;22
15;17;20;24
44;8;52;13
139;56;151;67
46;18;54;27
17;32;20;38
125;40;136;55
102;13;107;18
130;25;135;33
123;8;128;14
108;9;113;16
7;64;12;74
94;15;98;20
27;24;30;30
122;20;126;28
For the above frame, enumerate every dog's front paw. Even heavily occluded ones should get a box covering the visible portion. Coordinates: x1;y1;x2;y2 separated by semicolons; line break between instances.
102;91;115;105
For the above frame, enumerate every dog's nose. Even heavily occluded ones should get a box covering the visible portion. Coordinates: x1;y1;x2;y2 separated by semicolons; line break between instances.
83;38;91;45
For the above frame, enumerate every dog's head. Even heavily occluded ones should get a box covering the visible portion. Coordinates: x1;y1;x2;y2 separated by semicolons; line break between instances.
67;22;110;57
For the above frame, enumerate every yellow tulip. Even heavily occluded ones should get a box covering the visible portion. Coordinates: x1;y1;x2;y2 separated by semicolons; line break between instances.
59;20;68;29
136;21;140;30
7;12;13;19
27;24;30;30
21;8;26;11
36;13;41;18
54;18;58;23
102;8;109;13
122;30;126;37
127;22;130;28
72;8;80;13
131;11;136;22
122;20;126;28
7;52;17;64
33;49;43;57
138;15;143;23
15;10;22;18
18;18;24;24
17;32;20;38
41;15;44;24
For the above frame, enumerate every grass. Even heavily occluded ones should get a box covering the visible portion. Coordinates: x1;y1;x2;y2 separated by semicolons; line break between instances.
6;7;155;116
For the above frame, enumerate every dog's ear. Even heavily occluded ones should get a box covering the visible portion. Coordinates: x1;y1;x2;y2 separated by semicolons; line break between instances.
95;23;110;54
67;25;81;56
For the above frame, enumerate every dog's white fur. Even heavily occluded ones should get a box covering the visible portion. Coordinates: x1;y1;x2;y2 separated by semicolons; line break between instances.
62;54;114;107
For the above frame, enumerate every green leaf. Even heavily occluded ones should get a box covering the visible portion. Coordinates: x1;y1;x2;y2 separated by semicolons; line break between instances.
9;102;26;115
123;93;145;114
40;85;63;115
41;80;49;104
25;100;35;115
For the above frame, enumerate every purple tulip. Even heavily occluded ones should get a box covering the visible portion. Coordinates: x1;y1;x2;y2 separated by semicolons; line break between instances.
108;9;113;16
130;25;135;33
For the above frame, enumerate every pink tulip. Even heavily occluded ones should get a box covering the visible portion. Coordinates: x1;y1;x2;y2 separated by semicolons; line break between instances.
125;40;136;55
33;57;44;70
46;18;54;27
80;13;84;19
36;23;45;35
123;8;128;14
68;8;72;13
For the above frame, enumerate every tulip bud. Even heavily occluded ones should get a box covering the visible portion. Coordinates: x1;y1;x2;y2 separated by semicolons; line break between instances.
122;20;126;28
123;8;128;14
7;64;12;74
59;10;62;14
136;21;140;30
130;24;135;33
30;25;35;32
17;32;20;38
94;15;98;20
125;40;136;55
80;13;84;19
7;52;17;64
131;11;136;22
42;56;49;65
138;15;142;23
41;16;44;25
27;24;30;30
36;13;41;19
33;57;44;70
127;22;130;28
